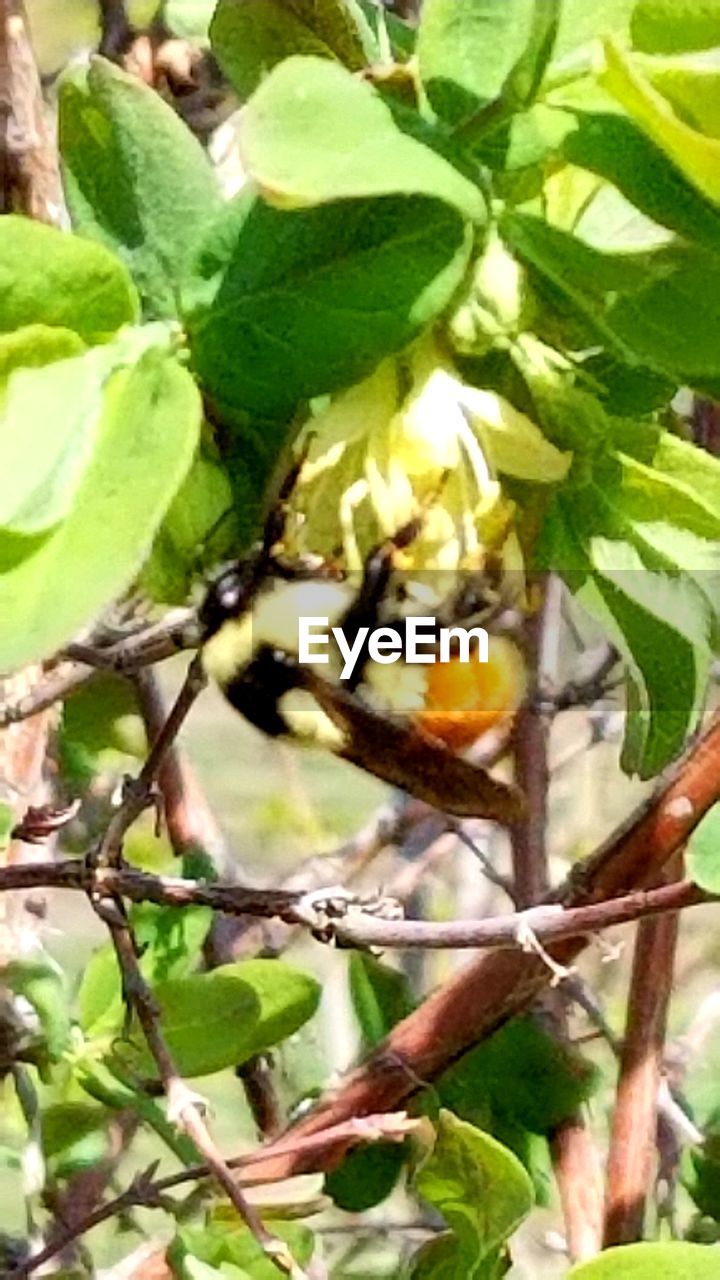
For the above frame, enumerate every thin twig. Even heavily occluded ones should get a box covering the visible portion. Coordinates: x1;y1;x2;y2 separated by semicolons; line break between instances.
11;1112;418;1277
0;612;196;729
0;858;714;948
96;655;207;868
91;894;299;1277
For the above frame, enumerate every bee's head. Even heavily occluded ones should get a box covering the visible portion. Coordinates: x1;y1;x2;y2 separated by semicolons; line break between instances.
199;563;247;639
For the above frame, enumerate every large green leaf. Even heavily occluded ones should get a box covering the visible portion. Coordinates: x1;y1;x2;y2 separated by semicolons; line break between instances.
412;1111;533;1279
599;38;720;207
59;56;221;318
440;1016;599;1136
568;1242;720;1279
211;0;376;101
239;56;484;222
631;0;720;53
185;191;472;419
416;0;536;124
0;346;200;671
0;215;138;340
131;961;320;1078
0;327;166;536
562;111;720;252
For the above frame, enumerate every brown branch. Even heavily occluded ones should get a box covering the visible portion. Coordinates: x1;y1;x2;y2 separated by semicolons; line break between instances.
0;612;196;730
510;577;603;1261
92;895;298;1277
0;0;62;221
0;859;713;945
603;855;682;1246
250;713;720;1172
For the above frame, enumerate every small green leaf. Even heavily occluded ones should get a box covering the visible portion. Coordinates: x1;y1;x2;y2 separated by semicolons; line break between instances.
631;0;720;54
687;804;720;893
139;449;236;604
568;1241;720;1278
414;1111;533;1275
185;191;472;419
42;1103;108;1179
238;56;484;221
599;38;720;208
163;0;216;41
638;55;720;138
211;0;376;100
349;952;414;1047
132;961;320;1078
325;1141;407;1211
0;346;200;671
0;326;85;381
417;0;536;124
171;1219;314;1280
59;56;221;318
5;954;70;1063
0;216;138;340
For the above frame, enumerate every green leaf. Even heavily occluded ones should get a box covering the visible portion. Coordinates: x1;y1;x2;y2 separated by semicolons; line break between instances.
551;0;634;64
0;215;138;340
5;954;70;1063
539;501;712;776
638;55;720;138
348;952;414;1047
0;346;200;671
504;212;720;389
239;56;484;222
687;803;720;892
417;0;536;124
0;331;163;536
59;56;221;318
414;1111;533;1276
562;111;720;252
132;961;320;1078
163;0;216;41
568;1242;720;1279
325;1141;407;1211
171;1219;315;1280
211;0;376;101
139;449;236;604
599;38;720;207
440;1016;599;1135
631;0;720;53
42;1103;108;1179
185;191;472;419
0;326;85;382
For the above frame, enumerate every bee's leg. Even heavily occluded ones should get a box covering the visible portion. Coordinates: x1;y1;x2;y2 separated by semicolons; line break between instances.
337;516;425;691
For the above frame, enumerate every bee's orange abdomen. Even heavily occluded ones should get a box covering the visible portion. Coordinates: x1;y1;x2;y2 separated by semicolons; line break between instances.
418;636;526;749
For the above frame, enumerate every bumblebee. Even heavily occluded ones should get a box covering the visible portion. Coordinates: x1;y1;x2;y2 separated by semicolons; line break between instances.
200;476;526;824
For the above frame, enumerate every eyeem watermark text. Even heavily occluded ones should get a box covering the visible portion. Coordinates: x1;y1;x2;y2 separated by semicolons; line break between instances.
298;617;490;681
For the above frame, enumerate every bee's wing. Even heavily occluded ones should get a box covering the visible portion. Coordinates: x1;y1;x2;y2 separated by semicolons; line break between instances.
300;668;524;824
